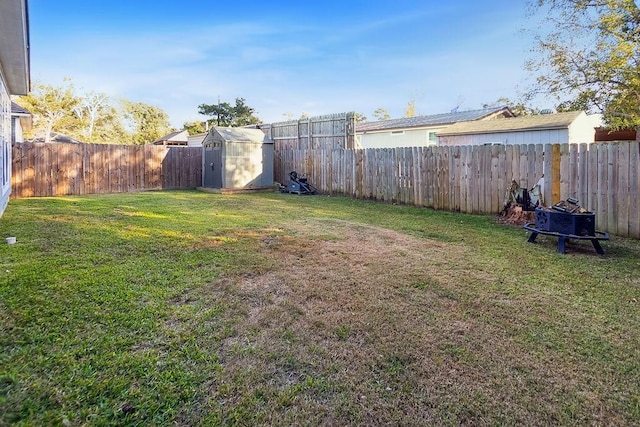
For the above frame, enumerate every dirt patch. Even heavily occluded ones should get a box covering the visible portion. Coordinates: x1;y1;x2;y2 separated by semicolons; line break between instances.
190;219;594;425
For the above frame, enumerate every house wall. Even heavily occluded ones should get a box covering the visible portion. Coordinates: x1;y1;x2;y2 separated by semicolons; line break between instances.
568;112;601;143
438;129;570;146
11;116;24;143
0;76;11;216
188;133;206;147
357;127;442;149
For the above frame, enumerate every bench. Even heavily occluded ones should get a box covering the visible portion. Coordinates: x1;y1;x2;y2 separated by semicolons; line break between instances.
523;222;609;255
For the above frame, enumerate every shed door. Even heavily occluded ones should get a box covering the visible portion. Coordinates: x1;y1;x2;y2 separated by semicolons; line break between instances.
204;144;222;188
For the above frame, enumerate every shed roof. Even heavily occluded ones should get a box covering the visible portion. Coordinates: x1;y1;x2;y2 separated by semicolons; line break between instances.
356;107;513;133
209;127;271;143
437;111;584;136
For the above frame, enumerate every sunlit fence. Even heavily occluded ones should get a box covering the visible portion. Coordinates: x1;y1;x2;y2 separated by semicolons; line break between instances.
11;142;202;198
275;142;640;238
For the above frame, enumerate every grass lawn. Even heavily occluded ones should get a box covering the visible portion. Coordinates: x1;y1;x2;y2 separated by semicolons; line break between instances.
1;190;639;426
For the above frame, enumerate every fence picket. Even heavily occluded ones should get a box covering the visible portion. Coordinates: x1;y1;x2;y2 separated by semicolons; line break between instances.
630;142;640;238
617;142;630;237
597;144;608;231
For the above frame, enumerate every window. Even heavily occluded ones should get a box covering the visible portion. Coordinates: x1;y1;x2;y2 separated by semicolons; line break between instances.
428;132;437;144
0;79;9;189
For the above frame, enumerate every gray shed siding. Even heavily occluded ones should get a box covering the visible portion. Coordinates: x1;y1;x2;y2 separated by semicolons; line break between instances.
223;141;273;188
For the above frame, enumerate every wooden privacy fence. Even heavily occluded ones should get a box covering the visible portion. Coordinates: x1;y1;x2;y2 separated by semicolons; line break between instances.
275;142;640;238
11;142;202;198
261;113;356;151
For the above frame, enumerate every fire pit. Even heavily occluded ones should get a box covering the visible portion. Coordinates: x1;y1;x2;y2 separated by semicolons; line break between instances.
523;199;609;254
534;207;595;236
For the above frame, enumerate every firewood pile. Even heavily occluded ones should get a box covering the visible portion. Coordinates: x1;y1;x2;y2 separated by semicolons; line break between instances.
498;180;539;226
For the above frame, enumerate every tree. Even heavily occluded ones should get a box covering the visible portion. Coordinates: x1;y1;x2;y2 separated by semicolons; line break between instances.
353;112;367;122
484;97;542;116
183;121;207;135
198;97;260;127
90;104;129;143
15;78;177;144
122;100;172;145
404;100;416;117
231;98;261;126
16;79;82;143
373;107;391;121
73;92;109;141
527;0;640;140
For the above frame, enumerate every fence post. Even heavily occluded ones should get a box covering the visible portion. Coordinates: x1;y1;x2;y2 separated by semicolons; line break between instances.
551;144;561;205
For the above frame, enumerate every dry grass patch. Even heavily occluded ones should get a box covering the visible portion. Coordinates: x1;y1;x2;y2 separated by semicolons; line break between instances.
180;218;617;425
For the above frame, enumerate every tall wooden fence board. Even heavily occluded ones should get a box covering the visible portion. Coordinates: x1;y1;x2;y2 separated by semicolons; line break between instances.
276;142;640;238
11;142;202;198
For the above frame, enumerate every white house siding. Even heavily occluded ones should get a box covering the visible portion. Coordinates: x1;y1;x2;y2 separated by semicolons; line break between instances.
568;113;601;143
1;77;11;216
187;133;206;147
11;115;24;143
357;128;442;149
439;129;570;146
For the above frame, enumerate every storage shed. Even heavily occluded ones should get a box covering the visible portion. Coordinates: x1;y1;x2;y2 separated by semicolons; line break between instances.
202;127;274;190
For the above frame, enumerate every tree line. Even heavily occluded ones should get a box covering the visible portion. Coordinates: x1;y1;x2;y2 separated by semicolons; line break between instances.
15;80;174;145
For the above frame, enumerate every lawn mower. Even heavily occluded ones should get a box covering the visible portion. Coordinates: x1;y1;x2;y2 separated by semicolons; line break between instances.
279;171;317;195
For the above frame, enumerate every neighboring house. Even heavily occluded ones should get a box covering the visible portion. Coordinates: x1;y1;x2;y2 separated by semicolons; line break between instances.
0;0;30;218
11;101;31;143
356;106;514;149
152;130;188;146
437;111;603;146
187;132;207;147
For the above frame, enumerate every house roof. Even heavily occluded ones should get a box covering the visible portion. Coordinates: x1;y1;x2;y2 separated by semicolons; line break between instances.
0;0;30;95
11;101;32;131
11;101;30;116
437;111;584;136
152;130;188;144
356;107;513;133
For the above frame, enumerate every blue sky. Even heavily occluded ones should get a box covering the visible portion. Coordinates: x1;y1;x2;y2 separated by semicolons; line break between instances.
28;0;542;128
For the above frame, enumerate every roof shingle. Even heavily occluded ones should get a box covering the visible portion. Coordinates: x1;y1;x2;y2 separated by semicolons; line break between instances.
356;107;511;133
436;111;584;136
